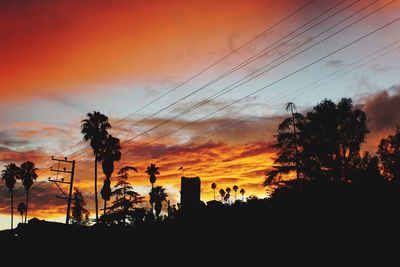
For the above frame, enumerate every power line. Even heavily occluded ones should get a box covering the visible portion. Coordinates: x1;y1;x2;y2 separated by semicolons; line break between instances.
101;0;350;141
22;26;400;220
22;0;397;213
123;16;399;152
202;42;400;140
111;0;315;129
21;18;400;220
52;0;344;163
33;0;315;170
79;42;400;175
73;0;392;171
70;0;360;168
75;14;400;176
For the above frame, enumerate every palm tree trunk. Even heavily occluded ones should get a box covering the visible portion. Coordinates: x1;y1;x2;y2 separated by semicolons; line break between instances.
10;190;13;229
151;182;154;215
94;157;99;223
213;189;216;200
292;111;300;180
25;189;29;223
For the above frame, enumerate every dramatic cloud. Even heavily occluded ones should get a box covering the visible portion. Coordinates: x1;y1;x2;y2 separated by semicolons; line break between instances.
363;85;400;133
124;115;283;145
361;85;400;152
0;131;29;147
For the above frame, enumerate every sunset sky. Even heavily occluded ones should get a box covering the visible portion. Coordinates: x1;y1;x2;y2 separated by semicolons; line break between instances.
1;0;400;230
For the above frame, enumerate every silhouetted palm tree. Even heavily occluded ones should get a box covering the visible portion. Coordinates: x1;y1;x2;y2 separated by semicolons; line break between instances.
99;135;121;216
146;164;159;189
17;202;26;223
19;161;38;223
81;111;111;222
240;188;245;201
211;183;217;200
226;187;231;204
233;185;238;201
286;102;300;180
219;188;225;202
224;193;230;204
149;186;168;218
1;163;20;229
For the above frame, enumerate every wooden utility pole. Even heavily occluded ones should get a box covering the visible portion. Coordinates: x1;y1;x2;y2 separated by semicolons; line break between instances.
48;156;75;224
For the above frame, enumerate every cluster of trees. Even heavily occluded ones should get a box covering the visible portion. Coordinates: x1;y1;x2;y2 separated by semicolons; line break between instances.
211;183;246;203
266;98;400;190
78;111;170;226
1;161;38;229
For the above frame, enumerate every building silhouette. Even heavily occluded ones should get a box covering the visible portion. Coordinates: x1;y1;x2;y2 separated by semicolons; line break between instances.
180;176;201;212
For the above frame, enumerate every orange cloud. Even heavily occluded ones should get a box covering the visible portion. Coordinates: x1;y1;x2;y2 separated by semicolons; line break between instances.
0;146;48;164
0;0;293;101
360;85;400;152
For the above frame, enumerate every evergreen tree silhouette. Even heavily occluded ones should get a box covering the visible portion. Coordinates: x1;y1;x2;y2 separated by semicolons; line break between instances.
71;188;90;226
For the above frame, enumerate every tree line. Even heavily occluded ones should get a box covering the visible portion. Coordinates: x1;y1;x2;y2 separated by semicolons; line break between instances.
1;161;38;229
265;98;400;192
3;97;400;230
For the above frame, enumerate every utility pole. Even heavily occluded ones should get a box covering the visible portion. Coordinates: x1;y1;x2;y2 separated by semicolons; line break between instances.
48;156;75;224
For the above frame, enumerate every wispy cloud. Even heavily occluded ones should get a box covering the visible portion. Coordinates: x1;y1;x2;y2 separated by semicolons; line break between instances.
326;59;344;68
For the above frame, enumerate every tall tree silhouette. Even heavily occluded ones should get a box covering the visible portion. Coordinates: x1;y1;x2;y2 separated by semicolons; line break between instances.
211;183;217;200
105;166;143;225
149;186;168;218
286;102;300;180
225;187;231;204
265;109;306;186
71;188;90;226
146;163;159;189
219;188;225;202
19;161;38;223
99;135;121;216
233;185;239;201
17;202;26;223
240;188;245;201
1;163;20;229
266;98;368;185
81;111;111;223
146;163;159;214
378;126;400;183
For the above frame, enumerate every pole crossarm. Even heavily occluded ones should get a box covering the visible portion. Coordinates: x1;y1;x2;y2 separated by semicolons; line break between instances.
49;156;76;224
